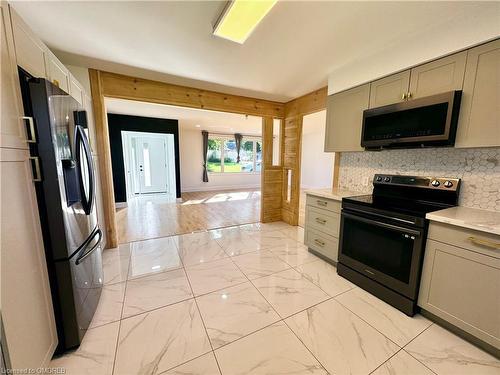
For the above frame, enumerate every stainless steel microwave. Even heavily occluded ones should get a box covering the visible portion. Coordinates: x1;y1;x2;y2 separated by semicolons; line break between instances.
361;90;462;150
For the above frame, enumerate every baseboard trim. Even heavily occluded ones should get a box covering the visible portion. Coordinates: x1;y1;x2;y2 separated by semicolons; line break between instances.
181;184;260;193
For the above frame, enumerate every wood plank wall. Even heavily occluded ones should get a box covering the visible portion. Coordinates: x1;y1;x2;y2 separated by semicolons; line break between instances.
281;86;340;226
261;117;283;222
89;69;286;247
281;116;303;225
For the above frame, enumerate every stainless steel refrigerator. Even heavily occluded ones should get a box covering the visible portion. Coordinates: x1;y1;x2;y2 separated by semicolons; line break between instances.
19;71;103;353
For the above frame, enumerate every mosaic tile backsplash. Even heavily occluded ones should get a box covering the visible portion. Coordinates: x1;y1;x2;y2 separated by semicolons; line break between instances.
339;147;500;212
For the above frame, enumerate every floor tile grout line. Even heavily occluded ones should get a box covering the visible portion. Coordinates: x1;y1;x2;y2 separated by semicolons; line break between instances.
401;348;439;375
400;324;440;375
208;319;283;353
116;220;264;246
157;349;216;375
291;261;357;299
367;347;406;375
280;315;330;373
332;296;410;349
180;249;225;375
110;244;132;375
119;295;195;323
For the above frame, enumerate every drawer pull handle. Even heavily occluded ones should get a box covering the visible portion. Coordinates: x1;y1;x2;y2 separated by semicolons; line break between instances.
316;200;327;207
468;236;500;250
315;217;327;225
314;239;325;247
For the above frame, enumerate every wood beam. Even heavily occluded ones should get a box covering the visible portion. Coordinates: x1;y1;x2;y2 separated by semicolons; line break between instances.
284;86;328;118
89;69;118;248
99;70;285;118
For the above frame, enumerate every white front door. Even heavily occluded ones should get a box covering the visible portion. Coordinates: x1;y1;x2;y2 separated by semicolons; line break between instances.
136;136;168;194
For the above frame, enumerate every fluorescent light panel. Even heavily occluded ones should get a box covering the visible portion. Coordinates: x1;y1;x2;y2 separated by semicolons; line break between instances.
214;0;278;44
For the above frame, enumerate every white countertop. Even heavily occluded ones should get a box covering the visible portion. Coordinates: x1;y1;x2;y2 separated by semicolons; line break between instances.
305;188;365;202
426;206;500;236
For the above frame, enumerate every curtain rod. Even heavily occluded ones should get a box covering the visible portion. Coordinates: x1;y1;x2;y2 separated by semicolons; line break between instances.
203;131;262;138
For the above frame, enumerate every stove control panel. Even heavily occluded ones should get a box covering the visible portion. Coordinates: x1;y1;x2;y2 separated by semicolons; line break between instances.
373;174;460;191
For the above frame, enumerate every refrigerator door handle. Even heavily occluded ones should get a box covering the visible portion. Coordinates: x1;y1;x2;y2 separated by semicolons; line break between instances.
75;125;95;215
75;227;102;265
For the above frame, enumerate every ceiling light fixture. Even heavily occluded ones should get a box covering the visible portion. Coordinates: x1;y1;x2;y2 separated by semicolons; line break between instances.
213;0;278;44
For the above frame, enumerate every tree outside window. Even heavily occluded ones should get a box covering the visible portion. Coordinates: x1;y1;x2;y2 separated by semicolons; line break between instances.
206;136;261;174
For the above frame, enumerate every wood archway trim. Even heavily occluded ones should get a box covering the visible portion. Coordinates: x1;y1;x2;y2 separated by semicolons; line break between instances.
89;69;286;248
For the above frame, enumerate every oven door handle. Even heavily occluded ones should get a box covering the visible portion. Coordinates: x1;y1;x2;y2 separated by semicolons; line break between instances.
343;212;421;237
344;206;416;225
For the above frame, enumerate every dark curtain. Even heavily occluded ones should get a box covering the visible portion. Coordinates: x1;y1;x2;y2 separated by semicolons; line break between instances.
235;133;243;163
202;130;209;182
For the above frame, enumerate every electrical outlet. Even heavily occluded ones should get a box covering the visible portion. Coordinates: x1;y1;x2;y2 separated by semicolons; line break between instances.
365;176;372;185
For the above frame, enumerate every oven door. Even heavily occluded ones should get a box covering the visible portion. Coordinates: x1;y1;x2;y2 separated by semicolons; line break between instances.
339;210;425;299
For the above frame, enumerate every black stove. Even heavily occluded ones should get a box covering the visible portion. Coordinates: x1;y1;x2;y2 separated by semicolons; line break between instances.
338;174;460;316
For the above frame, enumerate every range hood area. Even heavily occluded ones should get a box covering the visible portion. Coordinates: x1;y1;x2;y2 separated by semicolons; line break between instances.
361;91;462;150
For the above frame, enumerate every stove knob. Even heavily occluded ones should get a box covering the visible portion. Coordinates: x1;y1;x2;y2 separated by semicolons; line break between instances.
376;176;383;182
431;180;440;187
384;177;391;182
443;180;453;188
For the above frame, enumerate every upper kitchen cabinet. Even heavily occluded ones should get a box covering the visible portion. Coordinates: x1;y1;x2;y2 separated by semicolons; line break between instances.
69;74;84;105
408;51;467;99
9;6;47;78
369;70;410;108
324;83;370;152
45;50;70;93
1;4;27;150
455;39;500;148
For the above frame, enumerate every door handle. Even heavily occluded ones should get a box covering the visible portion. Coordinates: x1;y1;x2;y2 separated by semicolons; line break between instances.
315;217;327;225
75;125;94;215
75;228;102;265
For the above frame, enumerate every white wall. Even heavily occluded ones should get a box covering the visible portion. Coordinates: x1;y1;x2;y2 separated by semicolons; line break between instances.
300;110;333;189
179;127;261;192
327;9;500;95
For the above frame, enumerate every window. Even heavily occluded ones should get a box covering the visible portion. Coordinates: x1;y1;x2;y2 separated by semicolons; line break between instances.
207;136;261;174
207;138;222;172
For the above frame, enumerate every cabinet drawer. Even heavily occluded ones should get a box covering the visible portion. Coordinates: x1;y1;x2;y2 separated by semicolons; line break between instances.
305;228;339;262
306;206;340;237
419;239;500;349
306;195;341;213
428;222;500;259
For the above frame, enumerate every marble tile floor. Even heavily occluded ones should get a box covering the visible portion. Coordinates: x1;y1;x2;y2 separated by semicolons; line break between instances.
50;222;500;375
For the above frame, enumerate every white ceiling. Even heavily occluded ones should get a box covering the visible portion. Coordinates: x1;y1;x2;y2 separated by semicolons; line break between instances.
106;98;263;135
11;1;500;102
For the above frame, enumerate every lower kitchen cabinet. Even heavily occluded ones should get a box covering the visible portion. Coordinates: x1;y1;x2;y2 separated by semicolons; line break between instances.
304;193;342;262
419;223;500;350
0;148;58;369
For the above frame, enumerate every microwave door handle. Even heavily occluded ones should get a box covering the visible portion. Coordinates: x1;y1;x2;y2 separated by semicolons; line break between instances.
343;212;421;237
